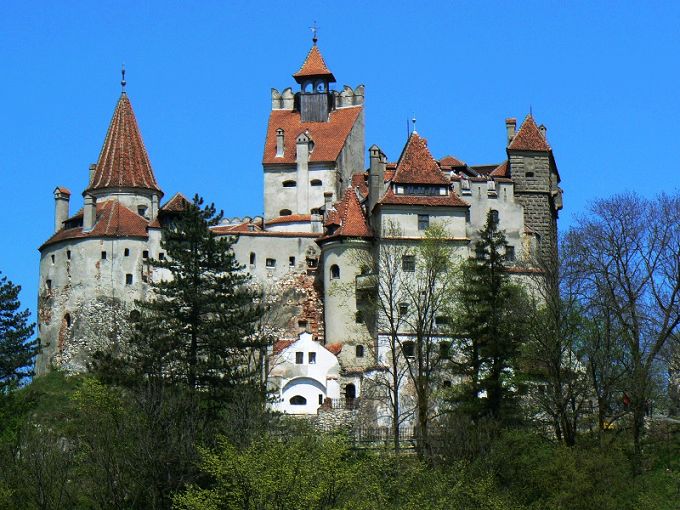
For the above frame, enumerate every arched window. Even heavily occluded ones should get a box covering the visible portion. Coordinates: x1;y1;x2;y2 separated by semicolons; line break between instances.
290;395;307;405
310;179;322;186
356;345;365;358
330;264;340;279
402;340;415;358
279;209;292;216
282;180;297;188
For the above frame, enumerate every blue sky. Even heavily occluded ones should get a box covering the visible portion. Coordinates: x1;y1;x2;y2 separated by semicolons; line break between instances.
2;1;680;325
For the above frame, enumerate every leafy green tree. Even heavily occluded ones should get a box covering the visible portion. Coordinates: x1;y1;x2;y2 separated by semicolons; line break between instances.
452;211;529;423
0;271;37;394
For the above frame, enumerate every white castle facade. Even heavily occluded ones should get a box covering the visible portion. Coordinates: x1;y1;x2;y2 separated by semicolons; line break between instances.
36;42;562;420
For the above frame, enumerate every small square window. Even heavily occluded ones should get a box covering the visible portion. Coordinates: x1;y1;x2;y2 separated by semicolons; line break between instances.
266;258;276;268
158;252;165;260
402;255;415;272
289;256;296;267
356;345;365;358
142;250;149;259
418;214;429;231
101;251;107;260
398;303;408;318
124;248;130;257
125;274;133;285
295;352;303;364
308;352;316;364
505;245;515;262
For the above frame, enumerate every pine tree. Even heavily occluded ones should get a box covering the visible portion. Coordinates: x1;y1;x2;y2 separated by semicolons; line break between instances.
123;196;267;414
0;272;38;393
453;211;528;423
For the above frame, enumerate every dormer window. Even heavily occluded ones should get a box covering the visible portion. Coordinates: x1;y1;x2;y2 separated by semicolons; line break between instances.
137;205;148;217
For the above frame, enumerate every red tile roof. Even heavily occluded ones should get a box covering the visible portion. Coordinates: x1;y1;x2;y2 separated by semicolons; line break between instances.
351;173;369;198
490;160;510;177
273;340;295;354
161;192;191;212
326;343;343;355
292;45;336;82
439;155;466;168
88;94;162;194
40;200;149;249
508;114;551;151
322;187;372;239
379;187;469;208
265;214;312;225
263;106;362;164
55;186;71;195
211;222;263;234
392;133;449;185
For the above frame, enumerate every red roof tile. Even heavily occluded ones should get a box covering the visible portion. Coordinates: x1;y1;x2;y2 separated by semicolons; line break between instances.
161;192;191;212
393;133;449;185
508;114;550;151
439;155;466;168
55;186;71;195
88;94;162;194
322;188;372;239
326;343;343;355
211;222;263;234
379;187;469;208
273;340;295;354
265;214;312;225
40;200;149;249
292;45;336;82
490;160;510;177
351;173;369;198
263;106;362;164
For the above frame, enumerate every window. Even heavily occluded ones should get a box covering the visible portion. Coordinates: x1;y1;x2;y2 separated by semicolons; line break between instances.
51;254;55;264
402;341;415;358
489;209;499;225
290;395;306;405
308;352;316;364
289;256;296;267
310;208;321;215
356;345;365;358
142;250;149;259
282;180;296;188
345;384;356;400
250;252;256;265
266;258;276;268
443;380;452;388
355;310;364;324
137;205;147;217
526;171;534;178
124;248;130;257
101;251;107;260
279;209;292;216
418;214;429;230
295;352;303;364
125;274;133;285
319;394;324;405
465;209;471;223
46;279;52;291
159;252;165;260
129;310;141;322
505;245;516;262
298;319;308;329
307;258;318;268
142;274;148;283
330;264;340;279
398;303;409;318
402;255;415;272
436;315;450;326
310;179;322;186
67;250;71;260
439;342;451;359
64;313;71;328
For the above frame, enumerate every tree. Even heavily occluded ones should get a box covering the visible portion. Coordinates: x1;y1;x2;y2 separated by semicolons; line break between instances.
452;211;529;424
0;271;38;394
567;192;680;473
105;196;267;419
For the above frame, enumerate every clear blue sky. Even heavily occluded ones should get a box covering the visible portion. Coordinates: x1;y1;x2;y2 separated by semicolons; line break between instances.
2;1;680;326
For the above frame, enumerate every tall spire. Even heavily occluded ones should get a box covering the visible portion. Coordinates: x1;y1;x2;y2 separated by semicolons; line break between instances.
87;93;162;194
120;64;126;92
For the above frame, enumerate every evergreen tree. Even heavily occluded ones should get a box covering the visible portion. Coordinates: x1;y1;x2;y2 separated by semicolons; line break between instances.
452;211;529;423
118;196;267;415
0;271;38;393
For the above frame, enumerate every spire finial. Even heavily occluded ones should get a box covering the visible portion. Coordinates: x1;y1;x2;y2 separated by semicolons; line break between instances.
121;64;127;92
411;115;417;134
310;21;318;45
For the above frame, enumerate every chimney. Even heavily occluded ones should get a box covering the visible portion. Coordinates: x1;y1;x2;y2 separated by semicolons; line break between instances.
505;118;517;146
276;128;285;157
88;163;97;186
53;187;71;232
83;194;96;231
368;144;385;214
296;132;311;215
539;124;547;139
150;194;159;220
311;213;322;233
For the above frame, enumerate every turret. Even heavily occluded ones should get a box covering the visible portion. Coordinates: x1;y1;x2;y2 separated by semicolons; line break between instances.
293;42;336;122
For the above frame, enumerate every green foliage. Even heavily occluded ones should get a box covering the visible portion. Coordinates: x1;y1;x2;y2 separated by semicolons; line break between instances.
0;271;38;394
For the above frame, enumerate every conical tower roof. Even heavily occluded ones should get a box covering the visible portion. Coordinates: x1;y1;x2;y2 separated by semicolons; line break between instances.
507;114;551;151
293;44;336;83
87;93;162;195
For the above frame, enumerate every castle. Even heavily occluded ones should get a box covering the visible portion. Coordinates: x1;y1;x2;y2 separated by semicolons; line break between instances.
36;41;562;419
